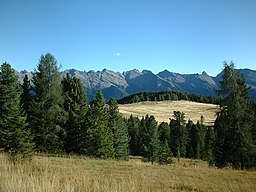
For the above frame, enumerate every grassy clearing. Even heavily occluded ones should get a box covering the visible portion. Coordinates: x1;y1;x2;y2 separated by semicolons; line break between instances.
119;100;219;126
0;154;255;192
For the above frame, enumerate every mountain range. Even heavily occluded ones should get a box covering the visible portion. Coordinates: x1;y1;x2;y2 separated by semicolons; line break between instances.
17;68;256;102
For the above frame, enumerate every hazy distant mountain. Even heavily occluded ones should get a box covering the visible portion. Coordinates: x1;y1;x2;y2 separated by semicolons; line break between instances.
17;68;256;101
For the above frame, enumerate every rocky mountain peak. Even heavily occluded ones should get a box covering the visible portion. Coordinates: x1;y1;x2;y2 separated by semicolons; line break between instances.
16;68;256;101
201;71;208;76
123;69;142;80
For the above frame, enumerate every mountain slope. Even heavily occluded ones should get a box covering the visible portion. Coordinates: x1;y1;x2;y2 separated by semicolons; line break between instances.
124;70;173;94
17;68;256;101
158;71;219;96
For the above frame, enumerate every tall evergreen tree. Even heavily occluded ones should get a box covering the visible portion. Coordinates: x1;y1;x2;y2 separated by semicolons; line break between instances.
170;111;188;159
214;62;255;169
108;98;129;160
62;74;88;154
158;122;173;164
158;139;173;165
213;113;229;167
0;63;34;161
186;120;195;159
140;115;160;164
29;53;66;153
158;122;170;144
195;121;206;159
186;120;205;160
203;127;215;165
85;90;114;158
127;115;141;155
20;74;33;115
147;116;160;164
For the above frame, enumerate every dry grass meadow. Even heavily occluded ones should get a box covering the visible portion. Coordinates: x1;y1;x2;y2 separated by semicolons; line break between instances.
1;101;255;191
119;100;219;126
1;154;256;192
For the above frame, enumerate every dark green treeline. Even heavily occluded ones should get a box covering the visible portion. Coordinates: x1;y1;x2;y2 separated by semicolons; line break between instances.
0;55;256;168
117;88;221;105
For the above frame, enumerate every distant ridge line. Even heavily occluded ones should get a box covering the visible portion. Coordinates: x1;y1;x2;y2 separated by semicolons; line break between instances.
17;68;256;102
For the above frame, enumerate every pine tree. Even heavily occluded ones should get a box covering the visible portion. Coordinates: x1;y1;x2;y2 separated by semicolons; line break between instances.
158;121;174;164
158;122;170;144
140;115;160;164
29;53;66;153
204;127;215;165
148;119;160;164
108;98;129;160
158;139;173;165
214;62;255;169
85;90;114;158
127;115;141;155
0;63;34;162
186;120;194;159
170;111;188;158
185;121;204;159
213;113;229;167
195;121;206;159
139;116;147;156
20;74;33;115
62;74;88;154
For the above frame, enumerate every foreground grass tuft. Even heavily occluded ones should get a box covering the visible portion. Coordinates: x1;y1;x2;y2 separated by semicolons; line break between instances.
0;154;255;191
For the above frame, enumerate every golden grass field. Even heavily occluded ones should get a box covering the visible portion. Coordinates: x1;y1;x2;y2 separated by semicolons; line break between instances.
1;154;256;192
119;100;219;126
1;101;254;191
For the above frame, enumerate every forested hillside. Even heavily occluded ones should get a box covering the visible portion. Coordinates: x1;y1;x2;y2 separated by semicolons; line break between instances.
117;90;220;104
1;54;256;169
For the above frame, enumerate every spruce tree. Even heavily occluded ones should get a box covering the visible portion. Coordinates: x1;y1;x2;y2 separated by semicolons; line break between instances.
195;121;206;159
158;122;170;144
158;121;173;164
214;62;255;169
62;74;88;154
148;118;160;164
140;115;160;164
213;113;229;167
170;111;188;158
204;127;215;165
108;98;129;160
158;140;173;165
127;115;141;155
85;90;114;158
186;120;205;160
0;63;34;161
20;74;33;115
30;53;66;153
186;120;195;159
139;116;147;156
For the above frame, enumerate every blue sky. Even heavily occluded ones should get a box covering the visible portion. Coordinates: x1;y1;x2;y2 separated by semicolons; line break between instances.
0;0;255;76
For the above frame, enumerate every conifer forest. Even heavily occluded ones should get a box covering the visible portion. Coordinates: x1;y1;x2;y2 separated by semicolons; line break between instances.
0;53;256;169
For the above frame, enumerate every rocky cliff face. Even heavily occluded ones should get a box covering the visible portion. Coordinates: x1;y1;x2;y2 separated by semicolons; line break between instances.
17;68;256;101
